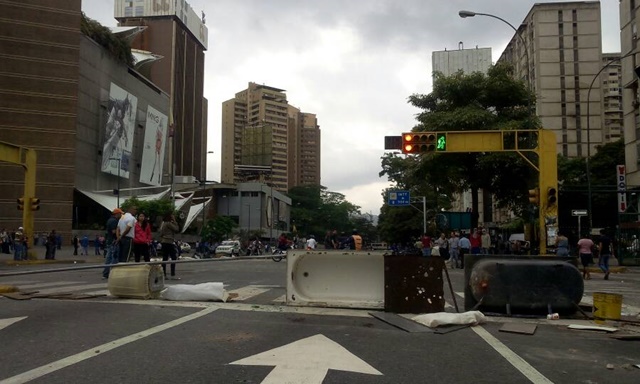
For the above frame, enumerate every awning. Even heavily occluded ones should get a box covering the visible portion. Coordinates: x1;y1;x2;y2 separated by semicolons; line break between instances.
174;192;194;211
77;189;170;211
181;197;211;233
131;48;164;69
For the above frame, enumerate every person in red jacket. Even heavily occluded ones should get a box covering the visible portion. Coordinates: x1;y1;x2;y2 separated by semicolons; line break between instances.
132;212;152;262
470;228;482;255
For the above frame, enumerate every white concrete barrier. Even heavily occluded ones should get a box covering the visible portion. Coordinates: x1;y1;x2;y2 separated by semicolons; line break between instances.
286;250;386;309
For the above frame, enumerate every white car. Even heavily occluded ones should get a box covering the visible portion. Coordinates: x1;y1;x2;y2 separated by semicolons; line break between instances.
215;240;241;256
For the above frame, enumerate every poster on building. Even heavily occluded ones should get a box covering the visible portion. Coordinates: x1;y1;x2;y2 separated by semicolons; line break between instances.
139;105;168;186
101;83;138;179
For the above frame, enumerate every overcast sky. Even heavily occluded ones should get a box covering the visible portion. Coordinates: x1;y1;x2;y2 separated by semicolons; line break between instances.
82;0;620;216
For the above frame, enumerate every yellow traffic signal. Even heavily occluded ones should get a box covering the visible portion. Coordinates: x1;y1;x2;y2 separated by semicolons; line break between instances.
401;132;438;154
528;188;539;204
547;187;557;206
17;197;25;211
31;197;40;211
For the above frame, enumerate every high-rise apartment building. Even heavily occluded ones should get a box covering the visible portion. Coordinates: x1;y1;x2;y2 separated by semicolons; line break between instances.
114;0;208;181
498;1;604;158
221;82;320;191
620;0;640;187
601;53;623;142
432;46;492;76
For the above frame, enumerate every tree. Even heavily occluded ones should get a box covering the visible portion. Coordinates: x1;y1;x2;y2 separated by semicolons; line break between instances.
81;13;134;67
120;197;174;230
381;63;538;238
202;216;237;243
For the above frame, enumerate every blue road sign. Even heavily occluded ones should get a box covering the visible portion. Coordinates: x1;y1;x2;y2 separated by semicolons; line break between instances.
388;190;410;206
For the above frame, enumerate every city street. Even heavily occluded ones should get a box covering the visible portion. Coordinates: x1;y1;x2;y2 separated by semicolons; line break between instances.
1;249;640;383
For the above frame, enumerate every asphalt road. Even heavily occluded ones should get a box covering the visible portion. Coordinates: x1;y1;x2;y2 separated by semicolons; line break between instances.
1;252;640;383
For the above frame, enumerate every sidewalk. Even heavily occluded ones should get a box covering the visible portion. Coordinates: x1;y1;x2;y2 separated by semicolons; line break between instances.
0;245;104;266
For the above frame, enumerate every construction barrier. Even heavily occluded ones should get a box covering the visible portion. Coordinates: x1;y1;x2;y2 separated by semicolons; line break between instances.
108;264;164;299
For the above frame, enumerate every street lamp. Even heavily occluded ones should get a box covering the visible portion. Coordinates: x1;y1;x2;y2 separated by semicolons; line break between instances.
459;10;530;88
108;157;121;207
585;51;637;231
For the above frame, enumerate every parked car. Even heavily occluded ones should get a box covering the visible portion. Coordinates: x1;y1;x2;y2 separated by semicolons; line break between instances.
215;240;241;256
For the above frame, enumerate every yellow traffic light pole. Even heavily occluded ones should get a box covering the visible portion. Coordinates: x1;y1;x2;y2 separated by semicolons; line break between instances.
0;141;38;259
401;130;558;254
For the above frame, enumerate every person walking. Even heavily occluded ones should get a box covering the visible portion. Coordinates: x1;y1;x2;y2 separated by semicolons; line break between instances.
470;228;482;255
45;230;57;260
80;235;89;256
481;229;491;255
72;235;79;255
577;234;595;280
448;232;460;269
0;228;10;254
306;235;317;250
117;205;137;262
598;229;615;280
458;233;471;269
94;235;102;256
159;213;180;280
133;212;152;263
347;229;363;250
13;227;25;261
555;231;570;257
103;208;122;279
420;233;432;256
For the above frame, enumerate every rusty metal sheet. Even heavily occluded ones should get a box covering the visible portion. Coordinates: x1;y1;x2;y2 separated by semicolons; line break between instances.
384;255;445;314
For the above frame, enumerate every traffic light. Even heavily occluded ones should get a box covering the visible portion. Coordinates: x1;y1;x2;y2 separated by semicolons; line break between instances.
30;197;40;211
17;197;24;211
436;133;447;151
401;132;437;154
547;187;557;206
528;188;539;204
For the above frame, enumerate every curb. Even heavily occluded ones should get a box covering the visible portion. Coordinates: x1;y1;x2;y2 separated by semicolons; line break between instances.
586;266;627;273
0;259;88;266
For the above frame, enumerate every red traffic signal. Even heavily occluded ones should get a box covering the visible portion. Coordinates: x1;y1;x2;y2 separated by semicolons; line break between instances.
401;132;437;154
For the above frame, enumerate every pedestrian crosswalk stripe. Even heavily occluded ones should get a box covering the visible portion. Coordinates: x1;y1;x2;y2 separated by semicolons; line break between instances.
227;286;271;301
272;294;286;303
16;282;85;291
35;283;107;295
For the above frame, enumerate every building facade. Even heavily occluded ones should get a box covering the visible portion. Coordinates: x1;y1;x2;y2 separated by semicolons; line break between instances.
114;0;208;182
221;82;321;192
620;0;640;187
601;52;623;142
0;0;83;239
498;1;604;158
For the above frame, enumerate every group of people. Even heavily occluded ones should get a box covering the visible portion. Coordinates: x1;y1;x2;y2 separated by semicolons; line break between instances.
102;206;181;280
274;229;364;252
1;227;29;261
416;228;494;269
576;230;615;280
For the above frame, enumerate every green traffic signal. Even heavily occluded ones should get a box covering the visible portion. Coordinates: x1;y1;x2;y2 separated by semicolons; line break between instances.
436;133;446;151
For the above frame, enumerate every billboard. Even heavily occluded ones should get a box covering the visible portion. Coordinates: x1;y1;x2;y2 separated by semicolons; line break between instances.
139;106;168;186
101;83;138;179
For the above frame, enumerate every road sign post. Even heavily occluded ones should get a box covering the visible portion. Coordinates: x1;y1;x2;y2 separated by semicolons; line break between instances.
572;210;588;236
388;191;410;206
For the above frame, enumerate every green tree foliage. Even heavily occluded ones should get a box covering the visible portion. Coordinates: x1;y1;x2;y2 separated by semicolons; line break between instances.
120;197;174;230
288;185;366;240
558;139;625;229
202;216;237;243
81;13;134;67
378;63;539;242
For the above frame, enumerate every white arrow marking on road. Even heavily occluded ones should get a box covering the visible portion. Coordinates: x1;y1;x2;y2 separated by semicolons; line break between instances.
230;334;382;383
0;317;27;331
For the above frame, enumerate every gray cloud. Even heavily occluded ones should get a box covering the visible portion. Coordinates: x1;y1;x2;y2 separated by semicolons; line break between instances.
83;0;620;216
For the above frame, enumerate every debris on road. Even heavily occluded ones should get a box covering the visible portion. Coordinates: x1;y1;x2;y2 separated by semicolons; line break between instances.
499;323;537;335
161;282;230;302
411;311;486;328
567;324;618;333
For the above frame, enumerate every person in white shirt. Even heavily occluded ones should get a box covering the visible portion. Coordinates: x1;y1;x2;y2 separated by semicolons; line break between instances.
116;205;137;262
306;235;317;250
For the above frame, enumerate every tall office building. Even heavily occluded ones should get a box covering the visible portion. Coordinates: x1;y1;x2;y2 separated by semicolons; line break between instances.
114;0;208;181
601;53;623;142
498;1;604;158
0;0;82;238
432;46;492;76
221;82;320;191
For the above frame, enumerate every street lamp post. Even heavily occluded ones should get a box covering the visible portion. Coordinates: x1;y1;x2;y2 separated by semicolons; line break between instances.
586;51;636;231
459;10;530;88
109;157;121;207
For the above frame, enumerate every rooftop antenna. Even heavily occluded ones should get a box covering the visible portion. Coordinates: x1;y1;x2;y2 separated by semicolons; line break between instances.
459;41;464;50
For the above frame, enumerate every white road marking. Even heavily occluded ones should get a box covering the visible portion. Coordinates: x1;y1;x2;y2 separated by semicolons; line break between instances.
228;285;270;301
82;289;110;296
0;306;219;384
272;295;286;304
34;283;107;295
230;334;382;383
0;317;27;331
14;282;84;291
455;291;465;298
472;326;553;384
